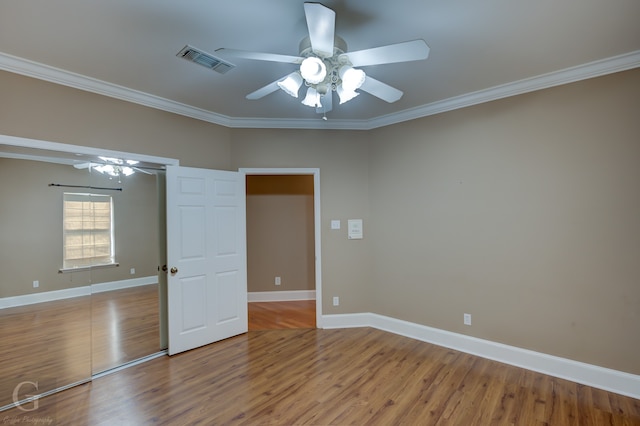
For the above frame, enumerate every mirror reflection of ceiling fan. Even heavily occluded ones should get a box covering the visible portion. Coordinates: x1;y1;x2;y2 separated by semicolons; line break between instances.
73;157;152;177
214;2;430;115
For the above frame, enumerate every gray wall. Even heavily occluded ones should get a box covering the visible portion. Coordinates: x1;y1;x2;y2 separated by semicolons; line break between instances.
246;175;315;293
368;70;640;375
1;67;639;375
0;157;158;297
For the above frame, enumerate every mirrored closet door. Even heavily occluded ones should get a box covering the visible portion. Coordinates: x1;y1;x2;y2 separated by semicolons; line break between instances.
0;144;167;410
85;158;163;375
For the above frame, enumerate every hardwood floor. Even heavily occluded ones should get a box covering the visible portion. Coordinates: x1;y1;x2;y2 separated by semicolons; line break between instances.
2;327;638;425
92;284;161;373
0;284;161;410
0;296;92;410
248;300;316;330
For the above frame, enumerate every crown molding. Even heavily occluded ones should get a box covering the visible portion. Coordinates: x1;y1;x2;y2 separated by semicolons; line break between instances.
371;50;640;129
227;116;370;130
0;52;234;128
1;50;638;131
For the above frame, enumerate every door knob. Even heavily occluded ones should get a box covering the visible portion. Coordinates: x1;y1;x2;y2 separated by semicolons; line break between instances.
170;267;178;274
161;264;168;273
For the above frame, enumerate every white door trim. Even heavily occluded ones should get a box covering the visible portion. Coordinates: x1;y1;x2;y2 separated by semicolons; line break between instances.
240;168;323;328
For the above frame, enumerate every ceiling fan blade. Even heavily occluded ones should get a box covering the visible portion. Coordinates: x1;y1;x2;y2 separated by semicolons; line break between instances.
343;39;430;67
133;167;153;175
360;76;403;103
316;91;333;114
215;48;302;64
246;78;285;100
304;2;336;57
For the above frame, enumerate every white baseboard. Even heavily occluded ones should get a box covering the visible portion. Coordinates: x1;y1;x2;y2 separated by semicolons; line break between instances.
0;286;91;309
91;276;158;293
0;276;158;309
322;312;640;400
248;290;316;302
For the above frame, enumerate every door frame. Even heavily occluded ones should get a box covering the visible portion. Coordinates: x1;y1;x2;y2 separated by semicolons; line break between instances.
240;168;323;328
0;134;180;168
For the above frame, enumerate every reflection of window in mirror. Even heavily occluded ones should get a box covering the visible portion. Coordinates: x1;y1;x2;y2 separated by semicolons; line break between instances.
62;193;116;270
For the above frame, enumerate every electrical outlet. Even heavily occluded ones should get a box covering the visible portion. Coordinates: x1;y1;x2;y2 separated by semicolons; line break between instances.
33;280;39;288
275;276;281;286
464;313;472;326
333;296;339;306
130;268;136;275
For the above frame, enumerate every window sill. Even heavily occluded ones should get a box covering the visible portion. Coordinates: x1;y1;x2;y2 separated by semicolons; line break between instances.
59;263;119;274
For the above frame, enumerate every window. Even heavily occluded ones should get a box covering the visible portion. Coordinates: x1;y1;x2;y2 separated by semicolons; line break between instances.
63;193;115;269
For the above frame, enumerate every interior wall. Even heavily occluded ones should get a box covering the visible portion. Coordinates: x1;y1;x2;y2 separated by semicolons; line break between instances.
368;68;640;375
0;71;232;169
1;70;372;315
230;130;372;314
4;63;638;376
246;175;315;293
0;157;158;298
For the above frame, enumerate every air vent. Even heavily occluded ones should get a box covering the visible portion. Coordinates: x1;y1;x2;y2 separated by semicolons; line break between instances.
176;45;235;74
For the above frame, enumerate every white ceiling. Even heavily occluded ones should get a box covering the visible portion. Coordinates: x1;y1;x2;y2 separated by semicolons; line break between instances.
1;1;639;130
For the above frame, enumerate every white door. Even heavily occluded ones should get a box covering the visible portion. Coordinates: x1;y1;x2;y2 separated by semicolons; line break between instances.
166;165;247;355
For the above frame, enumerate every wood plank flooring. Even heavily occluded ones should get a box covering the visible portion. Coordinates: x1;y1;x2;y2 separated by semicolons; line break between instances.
92;284;161;373
248;300;316;330
2;327;638;425
0;296;92;409
0;284;161;410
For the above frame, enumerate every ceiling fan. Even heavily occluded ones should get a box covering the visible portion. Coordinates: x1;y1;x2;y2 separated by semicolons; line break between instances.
215;2;430;115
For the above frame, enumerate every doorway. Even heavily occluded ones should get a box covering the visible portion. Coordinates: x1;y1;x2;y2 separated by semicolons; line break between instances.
241;169;322;330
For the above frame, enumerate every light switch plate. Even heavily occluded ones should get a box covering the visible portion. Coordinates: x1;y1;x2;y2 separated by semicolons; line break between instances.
331;220;341;230
464;313;472;325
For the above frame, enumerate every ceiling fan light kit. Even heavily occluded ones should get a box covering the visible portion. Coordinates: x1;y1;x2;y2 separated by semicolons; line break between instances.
339;65;366;92
302;87;323;108
213;2;430;115
337;84;359;104
277;72;304;98
300;57;327;84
